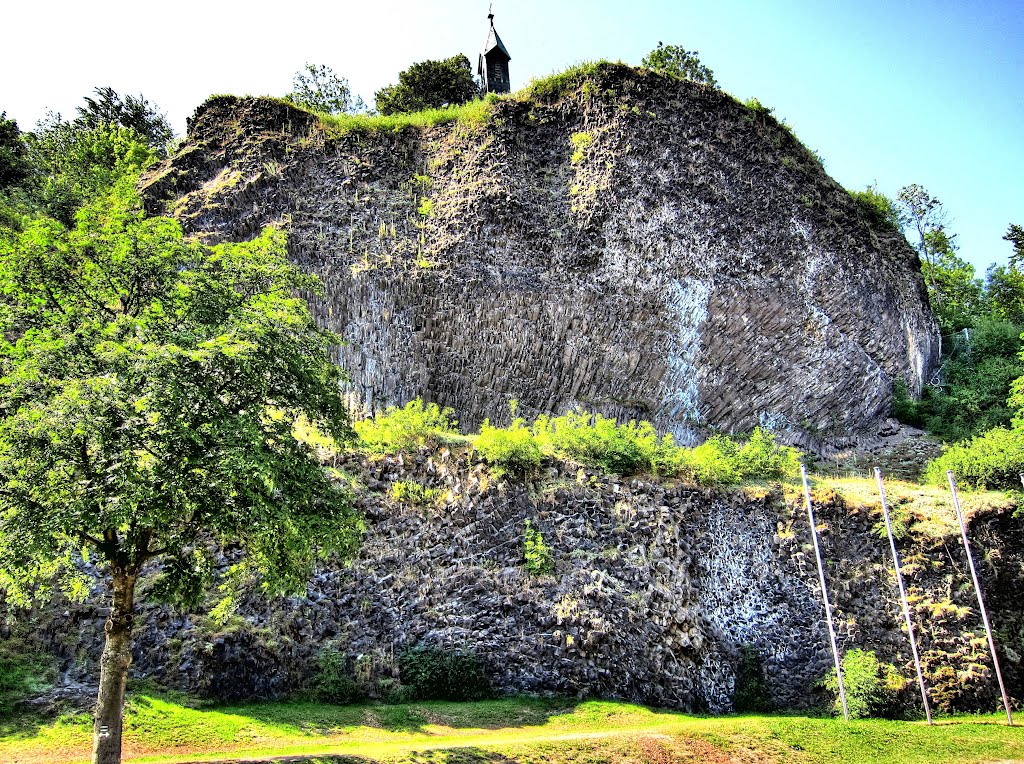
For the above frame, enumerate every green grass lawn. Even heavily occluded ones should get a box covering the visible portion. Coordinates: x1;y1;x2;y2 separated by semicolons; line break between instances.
1;696;1021;764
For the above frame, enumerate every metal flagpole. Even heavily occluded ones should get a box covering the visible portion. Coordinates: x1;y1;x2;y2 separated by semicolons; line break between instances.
946;470;1014;726
874;467;933;725
800;464;849;721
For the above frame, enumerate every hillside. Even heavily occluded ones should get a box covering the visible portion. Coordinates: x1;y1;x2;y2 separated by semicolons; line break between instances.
141;63;939;450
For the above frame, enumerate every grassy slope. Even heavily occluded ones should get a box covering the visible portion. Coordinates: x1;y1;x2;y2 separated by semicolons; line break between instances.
1;697;1021;764
801;474;1017;535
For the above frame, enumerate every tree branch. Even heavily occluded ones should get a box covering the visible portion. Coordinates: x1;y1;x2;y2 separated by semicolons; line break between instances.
76;530;105;548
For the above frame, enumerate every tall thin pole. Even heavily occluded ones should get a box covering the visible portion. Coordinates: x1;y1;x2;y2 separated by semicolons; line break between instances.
801;464;849;721
875;467;933;725
946;471;1014;726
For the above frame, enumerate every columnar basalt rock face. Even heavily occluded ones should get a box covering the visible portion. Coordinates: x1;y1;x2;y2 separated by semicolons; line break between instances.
142;63;939;447
15;453;1023;714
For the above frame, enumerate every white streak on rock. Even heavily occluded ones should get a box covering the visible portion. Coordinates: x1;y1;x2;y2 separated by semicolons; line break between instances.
659;278;711;443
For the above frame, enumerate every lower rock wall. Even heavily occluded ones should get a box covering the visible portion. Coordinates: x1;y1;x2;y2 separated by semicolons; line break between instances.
10;451;1023;714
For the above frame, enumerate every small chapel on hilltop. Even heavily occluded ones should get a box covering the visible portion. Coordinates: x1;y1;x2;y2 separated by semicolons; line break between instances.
478;8;512;95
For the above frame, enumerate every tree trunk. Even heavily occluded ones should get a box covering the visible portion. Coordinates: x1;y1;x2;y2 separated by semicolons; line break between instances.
92;567;138;764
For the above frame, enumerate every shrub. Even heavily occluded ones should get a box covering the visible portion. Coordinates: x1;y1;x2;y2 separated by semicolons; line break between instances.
520;61;608;102
355;399;459;453
675;434;742;485
311;646;366;705
971;317;1024;358
532;411;659;475
398;646;491;701
474;418;542;477
744;97;774;117
377;677;416;705
569;131;593;164
890;379;923;426
923;426;1024;489
474;409;799;485
735;428;801;480
850;185;901;232
390;480;441;506
733;645;772;713
823;649;906;719
523;520;554;575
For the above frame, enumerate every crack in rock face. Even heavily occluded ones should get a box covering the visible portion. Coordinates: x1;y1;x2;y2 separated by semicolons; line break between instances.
141;63;939;447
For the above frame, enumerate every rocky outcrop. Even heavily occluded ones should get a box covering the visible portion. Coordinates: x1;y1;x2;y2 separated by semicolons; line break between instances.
141;63;939;448
15;451;1022;715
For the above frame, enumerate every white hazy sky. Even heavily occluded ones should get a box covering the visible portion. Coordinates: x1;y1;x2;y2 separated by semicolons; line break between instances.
3;0;1021;272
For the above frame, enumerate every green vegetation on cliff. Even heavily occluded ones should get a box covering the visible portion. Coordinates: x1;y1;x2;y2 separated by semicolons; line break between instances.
353;399;799;485
375;54;481;116
855;179;1024;486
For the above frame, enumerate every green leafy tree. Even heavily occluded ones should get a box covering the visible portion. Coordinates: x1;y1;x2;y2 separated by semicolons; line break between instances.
0;112;29;190
75;86;174;154
641;42;718;87
287;63;366;115
23;113;154;225
0;182;362;763
1006;224;1024;264
896;184;983;333
893;318;1024;441
924;234;984;333
986;264;1024;326
374;54;479;116
987;225;1024;325
0;112;31;229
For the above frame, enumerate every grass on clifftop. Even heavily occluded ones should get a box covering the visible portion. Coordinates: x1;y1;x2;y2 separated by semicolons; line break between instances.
798;474;1018;544
306;60;616;135
316;96;499;136
213;61;636;140
1;696;1021;764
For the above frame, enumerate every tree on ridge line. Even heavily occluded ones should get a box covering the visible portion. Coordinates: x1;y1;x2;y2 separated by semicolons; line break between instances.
375;54;480;115
641;42;718;87
287;63;367;116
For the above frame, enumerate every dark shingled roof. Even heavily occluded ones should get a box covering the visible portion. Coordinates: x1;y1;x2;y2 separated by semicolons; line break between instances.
482;23;511;61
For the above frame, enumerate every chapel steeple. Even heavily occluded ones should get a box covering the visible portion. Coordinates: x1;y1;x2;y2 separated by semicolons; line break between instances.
478;6;512;95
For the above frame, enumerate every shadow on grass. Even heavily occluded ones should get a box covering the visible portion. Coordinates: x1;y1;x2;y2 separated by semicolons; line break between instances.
0;706;91;742
220;696;583;735
0;694;584;744
0;713;49;740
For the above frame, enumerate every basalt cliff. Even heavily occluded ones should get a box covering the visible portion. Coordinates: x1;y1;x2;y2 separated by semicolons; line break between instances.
141;63;939;448
14;451;1024;715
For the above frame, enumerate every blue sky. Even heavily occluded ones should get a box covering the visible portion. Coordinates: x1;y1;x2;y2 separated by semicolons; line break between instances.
4;0;1020;271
